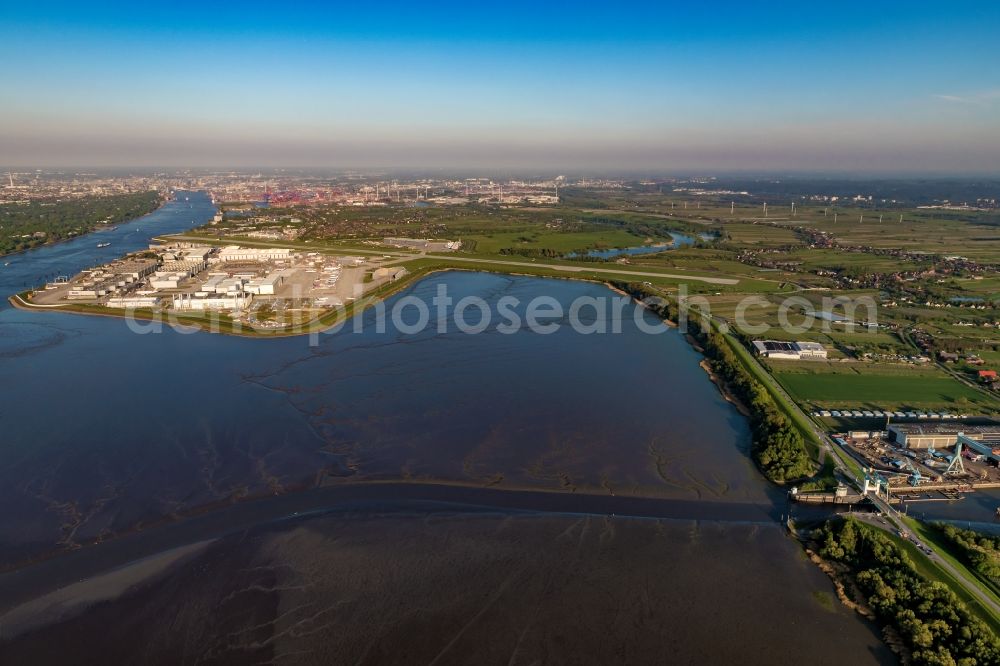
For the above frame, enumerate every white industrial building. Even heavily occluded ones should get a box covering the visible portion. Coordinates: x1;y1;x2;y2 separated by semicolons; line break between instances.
149;272;187;289
199;268;293;295
217;246;292;262
889;423;1000;449
201;275;248;294
180;247;214;262
373;267;408;281
106;296;160;308
245;275;282;295
161;260;206;276
68;281;115;299
172;293;252;311
201;275;228;293
752;340;828;360
111;259;159;281
793;341;827;359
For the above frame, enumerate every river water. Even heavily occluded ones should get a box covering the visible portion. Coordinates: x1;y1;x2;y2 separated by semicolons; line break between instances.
566;231;708;259
0;192;895;663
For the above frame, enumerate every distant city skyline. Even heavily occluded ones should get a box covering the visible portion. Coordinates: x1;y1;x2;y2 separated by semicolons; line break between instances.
3;1;999;173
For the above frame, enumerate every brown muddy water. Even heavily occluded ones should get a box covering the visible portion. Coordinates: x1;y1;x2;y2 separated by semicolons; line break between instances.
0;506;892;665
0;203;892;663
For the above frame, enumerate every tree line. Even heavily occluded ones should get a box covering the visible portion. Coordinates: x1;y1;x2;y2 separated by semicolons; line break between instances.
615;281;813;484
819;517;1000;665
934;524;1000;588
0;191;162;256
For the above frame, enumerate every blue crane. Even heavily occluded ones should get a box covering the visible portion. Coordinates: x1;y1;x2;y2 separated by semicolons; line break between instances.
901;458;923;486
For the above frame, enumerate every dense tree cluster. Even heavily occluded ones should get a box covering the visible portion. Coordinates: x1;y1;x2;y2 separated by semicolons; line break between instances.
699;322;814;482
819;518;1000;665
0;191;161;255
556;187;612;209
616;282;813;483
936;524;1000;586
584;215;688;240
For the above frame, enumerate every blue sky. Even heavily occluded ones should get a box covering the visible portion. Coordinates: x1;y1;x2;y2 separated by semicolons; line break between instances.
2;1;999;172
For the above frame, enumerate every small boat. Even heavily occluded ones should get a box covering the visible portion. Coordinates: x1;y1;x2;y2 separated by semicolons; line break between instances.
97;242;111;248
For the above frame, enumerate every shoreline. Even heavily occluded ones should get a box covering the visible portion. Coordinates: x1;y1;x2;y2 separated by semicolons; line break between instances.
4;265;907;656
7;268;843;611
10;266;631;339
0;193;169;261
799;538;910;661
698;358;752;416
2;269;790;577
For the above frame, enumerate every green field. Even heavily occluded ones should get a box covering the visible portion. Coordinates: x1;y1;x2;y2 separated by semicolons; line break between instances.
721;223;802;246
774;368;989;410
458;228;648;254
177;190;1000;416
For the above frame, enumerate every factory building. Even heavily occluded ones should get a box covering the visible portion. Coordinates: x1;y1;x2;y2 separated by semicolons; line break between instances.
384;237;461;251
957;433;1000;463
245;274;282;295
243;269;294;295
161;260;207;276
201;275;251;294
385;237;429;249
373;267;408;281
106;296;160;308
888;423;1000;449
179;247;214;262
752;340;828;360
111;259;159;281
149;272;189;290
67;279;117;299
217;246;292;262
171;293;252;311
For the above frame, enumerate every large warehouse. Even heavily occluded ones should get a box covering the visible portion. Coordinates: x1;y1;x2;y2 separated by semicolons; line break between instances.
217;246;292;262
752;340;828;360
957;433;1000;463
888;423;1000;449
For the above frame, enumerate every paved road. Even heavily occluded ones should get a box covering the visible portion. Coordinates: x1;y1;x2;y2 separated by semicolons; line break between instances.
162;233;413;258
709;315;846;470
163;231;744;285
707;313;1000;618
164;233;741;285
424;254;740;285
852;511;1000;618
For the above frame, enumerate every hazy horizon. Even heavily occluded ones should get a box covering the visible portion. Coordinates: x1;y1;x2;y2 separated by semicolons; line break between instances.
5;165;1000;180
3;1;999;173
